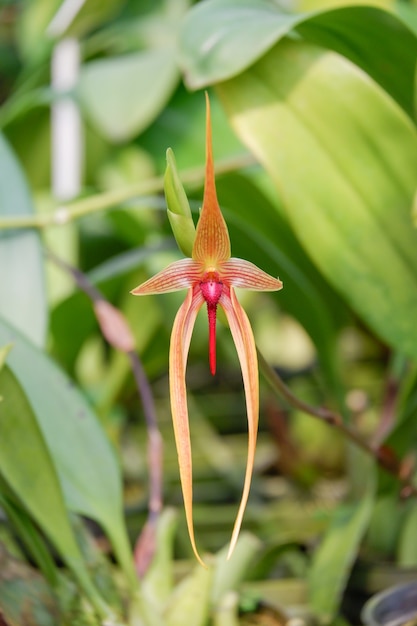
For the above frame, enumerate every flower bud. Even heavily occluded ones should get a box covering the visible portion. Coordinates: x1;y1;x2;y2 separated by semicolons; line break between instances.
164;148;196;257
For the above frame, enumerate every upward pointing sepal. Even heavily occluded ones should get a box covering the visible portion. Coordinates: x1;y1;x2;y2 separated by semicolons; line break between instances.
192;92;231;267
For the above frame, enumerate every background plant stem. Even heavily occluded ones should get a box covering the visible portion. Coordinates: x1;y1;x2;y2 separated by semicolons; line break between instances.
0;154;255;231
258;349;417;497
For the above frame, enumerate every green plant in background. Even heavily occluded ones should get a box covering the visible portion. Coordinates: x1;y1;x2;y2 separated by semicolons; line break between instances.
2;0;417;624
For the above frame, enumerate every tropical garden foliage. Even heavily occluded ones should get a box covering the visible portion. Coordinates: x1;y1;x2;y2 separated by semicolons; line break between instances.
1;0;417;624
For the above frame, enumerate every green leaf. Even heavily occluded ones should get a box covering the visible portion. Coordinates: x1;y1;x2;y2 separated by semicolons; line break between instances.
180;0;297;87
164;560;213;626
217;39;417;361
308;452;375;622
15;0;59;63
79;49;179;142
0;343;13;371
180;0;417;116
366;495;405;558
53;0;125;39
165;148;196;257
0;316;136;589
0;365;112;618
140;509;178;614
0;134;47;346
397;502;417;567
0;493;58;586
211;532;261;606
0;544;61;626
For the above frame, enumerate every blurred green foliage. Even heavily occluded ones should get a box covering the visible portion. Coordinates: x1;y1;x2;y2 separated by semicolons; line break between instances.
2;0;417;624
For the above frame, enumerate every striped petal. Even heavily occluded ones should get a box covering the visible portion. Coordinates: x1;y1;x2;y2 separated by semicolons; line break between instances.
220;286;259;559
169;287;205;566
131;258;202;295
221;258;283;291
192;93;231;267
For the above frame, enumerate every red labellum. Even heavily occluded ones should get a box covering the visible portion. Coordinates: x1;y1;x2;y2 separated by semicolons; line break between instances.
200;274;223;375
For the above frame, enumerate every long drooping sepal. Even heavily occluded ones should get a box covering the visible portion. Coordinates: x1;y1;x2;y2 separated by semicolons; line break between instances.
130;258;202;295
221;287;259;560
169;287;206;567
192;93;231;267
221;258;283;291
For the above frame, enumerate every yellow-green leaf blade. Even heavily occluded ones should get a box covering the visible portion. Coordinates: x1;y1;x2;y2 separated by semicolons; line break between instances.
218;40;417;359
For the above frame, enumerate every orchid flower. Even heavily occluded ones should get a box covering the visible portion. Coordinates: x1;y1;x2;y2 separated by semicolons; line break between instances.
131;94;283;566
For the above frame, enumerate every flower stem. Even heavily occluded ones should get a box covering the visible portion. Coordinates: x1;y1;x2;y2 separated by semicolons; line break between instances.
257;348;417;498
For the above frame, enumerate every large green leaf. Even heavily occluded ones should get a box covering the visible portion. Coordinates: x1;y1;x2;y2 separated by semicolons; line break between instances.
0;364;111;618
217;39;417;360
78;0;191;142
79;49;179;142
0;134;47;346
0;316;136;587
180;0;417;116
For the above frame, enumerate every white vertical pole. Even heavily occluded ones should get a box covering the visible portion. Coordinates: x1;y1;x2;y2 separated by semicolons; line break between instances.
51;37;82;200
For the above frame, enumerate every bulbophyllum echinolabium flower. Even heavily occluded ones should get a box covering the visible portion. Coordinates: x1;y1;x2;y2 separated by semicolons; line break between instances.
131;93;283;566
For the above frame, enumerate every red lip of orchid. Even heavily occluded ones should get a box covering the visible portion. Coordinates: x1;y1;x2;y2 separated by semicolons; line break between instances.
131;93;283;566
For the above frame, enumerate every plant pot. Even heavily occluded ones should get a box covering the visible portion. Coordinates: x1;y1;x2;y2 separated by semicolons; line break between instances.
361;581;417;626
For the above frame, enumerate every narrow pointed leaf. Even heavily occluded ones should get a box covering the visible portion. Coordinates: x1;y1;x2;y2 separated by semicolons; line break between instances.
217;40;417;360
0;493;58;586
308;453;375;622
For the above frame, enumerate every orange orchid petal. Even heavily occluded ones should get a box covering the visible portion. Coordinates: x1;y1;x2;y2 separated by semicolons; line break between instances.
220;287;259;559
131;258;202;295
221;258;283;291
131;92;284;567
169;287;206;567
192;93;231;267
